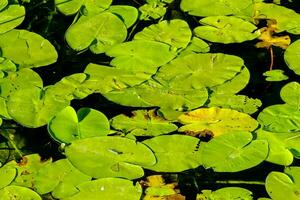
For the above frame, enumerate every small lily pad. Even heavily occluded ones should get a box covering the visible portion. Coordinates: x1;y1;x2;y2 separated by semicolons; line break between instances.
280;82;300;106
0;185;42;200
197;187;253;200
285;39;300;75
263;69;289;82
0;5;25;34
0;166;16;189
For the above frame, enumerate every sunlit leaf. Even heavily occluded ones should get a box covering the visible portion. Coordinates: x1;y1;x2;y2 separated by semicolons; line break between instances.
108;5;138;28
0;5;25;34
284;39;300;75
263;69;289;82
0;166;16;189
280;82;300;107
197;187;253;200
0;185;42;200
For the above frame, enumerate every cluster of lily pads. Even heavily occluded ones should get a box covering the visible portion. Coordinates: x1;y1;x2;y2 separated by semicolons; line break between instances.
0;0;300;199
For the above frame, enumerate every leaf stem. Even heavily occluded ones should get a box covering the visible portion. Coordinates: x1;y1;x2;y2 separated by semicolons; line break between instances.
269;46;274;70
209;180;265;186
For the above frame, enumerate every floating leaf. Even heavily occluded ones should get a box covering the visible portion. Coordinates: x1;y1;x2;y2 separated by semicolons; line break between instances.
111;109;177;136
48;106;110;143
284;39;300;75
266;167;300;200
197;187;253;200
200;132;268;172
280;82;300;107
178;107;258;137
142;135;202;172
108;5;138;28
154;53;244;90
0;29;58;68
0;5;25;34
65;136;156;179
0;185;42;200
263;69;289;82
65;12;127;54
62;178;142;200
180;0;254;17
194;16;260;44
139;3;166;21
0;0;7;10
258;104;300;133
178;37;210;57
134;19;192;50
0;166;16;189
34;159;91;199
106;41;177;74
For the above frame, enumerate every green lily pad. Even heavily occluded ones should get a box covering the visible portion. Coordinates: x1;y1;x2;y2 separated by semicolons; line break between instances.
258;104;300;133
111;109;177;137
62;178;142;200
142;135;202;172
34;159;91;199
154;53;244;90
48;106;110;143
266;167;300;200
0;185;42;200
0;29;58;68
0;0;7;10
7;86;70;128
178;37;210;57
0;5;25;34
55;0;112;16
197;187;253;200
194;16;260;44
108;5;138;28
256;129;294;166
65;12;127;54
65;136;156;179
200;132;268;172
106;40;177;74
82;63;151;93
0;166;16;189
178;107;258;137
6;154;52;188
0;57;16;72
263;69;289;82
285;40;300;75
139;3;166;21
134;19;192;51
180;0;254;17
280;82;300;106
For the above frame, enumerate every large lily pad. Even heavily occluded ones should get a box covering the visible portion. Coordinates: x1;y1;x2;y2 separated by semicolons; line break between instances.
284;40;300;75
154;53;244;90
134;19;192;50
65;136;156;179
48;106;110;143
0;166;16;189
0;29;58;68
178;107;258;137
280;82;300;107
180;0;254;17
111;109;177;137
106;40;177;74
65;12;127;54
142;135;202;172
194;16;260;44
200;132;268;172
0;185;42;200
7;86;70;128
62;178;142;200
265;167;300;200
0;5;25;34
34;159;91;199
197;187;253;200
258;104;300;133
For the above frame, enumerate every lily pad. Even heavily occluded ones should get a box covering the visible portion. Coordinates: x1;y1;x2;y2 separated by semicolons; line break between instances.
0;185;42;200
34;159;91;199
197;187;253;200
7;86;70;128
108;5;138;28
142;135;202;172
106;40;177;74
180;0;254;17
265;167;300;200
111;109;177;137
200;132;268;172
134;19;192;50
65;12;127;54
154;53;244;90
258;104;300;133
62;178;142;200
280;82;300;106
178;37;210;57
0;166;16;189
0;5;25;34
284;39;300;75
194;16;260;44
0;29;58;68
263;69;289;82
178;107;258;137
139;3;166;21
65;136;156;179
0;0;7;10
48;106;110;143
